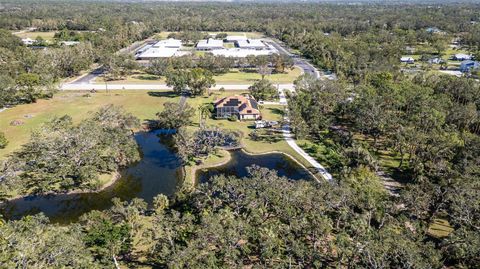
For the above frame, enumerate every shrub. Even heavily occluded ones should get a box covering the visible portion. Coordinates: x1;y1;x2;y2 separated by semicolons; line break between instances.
228;114;238;122
0;132;8;149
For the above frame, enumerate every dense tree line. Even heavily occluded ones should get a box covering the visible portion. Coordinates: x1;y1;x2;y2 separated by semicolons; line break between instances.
4;165;474;268
0;105;140;196
288;72;480;268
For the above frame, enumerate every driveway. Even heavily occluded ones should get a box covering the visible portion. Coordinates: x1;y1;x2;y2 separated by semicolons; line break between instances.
278;86;333;182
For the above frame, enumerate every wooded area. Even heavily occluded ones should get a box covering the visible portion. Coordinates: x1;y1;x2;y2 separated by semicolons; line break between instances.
0;1;479;268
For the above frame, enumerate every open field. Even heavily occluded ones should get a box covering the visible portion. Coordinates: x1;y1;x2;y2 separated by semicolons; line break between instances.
13;31;57;41
0;90;179;159
94;67;302;85
214;67;302;84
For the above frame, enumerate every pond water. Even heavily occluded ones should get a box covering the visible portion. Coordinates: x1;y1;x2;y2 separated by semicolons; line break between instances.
1;132;311;224
197;149;312;183
0;130;183;224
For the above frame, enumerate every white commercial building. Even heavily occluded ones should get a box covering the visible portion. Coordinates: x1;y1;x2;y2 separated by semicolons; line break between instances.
211;48;275;58
236;39;267;50
136;38;183;60
225;35;248;42
152;38;182;48
196;39;224;51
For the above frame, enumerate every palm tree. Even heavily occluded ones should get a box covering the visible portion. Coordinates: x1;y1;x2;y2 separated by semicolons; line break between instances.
199;103;214;128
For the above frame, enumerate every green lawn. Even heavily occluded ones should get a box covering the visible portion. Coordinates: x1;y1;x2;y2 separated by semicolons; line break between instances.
94;67;301;85
427;218;454;238
0;90;178;159
13;31;57;41
213;67;301;84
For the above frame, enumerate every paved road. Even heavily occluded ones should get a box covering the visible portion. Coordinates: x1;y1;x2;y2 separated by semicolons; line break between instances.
69;67;104;85
266;40;320;78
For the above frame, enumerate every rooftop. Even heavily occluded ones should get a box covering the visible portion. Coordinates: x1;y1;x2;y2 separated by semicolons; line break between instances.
196;39;224;49
237;39;266;49
211;48;275;57
152;38;182;48
215;95;260;115
226;35;248;41
136;47;180;58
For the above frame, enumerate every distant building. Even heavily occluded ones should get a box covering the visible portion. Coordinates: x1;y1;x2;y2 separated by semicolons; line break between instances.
196;39;224;51
426;27;445;34
428;57;444;64
136;38;183;60
60;41;80;46
211;48;275;58
225;35;248;42
152;38;182;49
400;56;415;64
215;95;261;120
236;39;267;50
460;60;480;73
452;53;472;61
21;38;35;46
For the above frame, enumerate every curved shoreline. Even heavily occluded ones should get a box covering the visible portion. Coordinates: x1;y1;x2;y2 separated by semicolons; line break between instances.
0;171;121;204
184;146;320;189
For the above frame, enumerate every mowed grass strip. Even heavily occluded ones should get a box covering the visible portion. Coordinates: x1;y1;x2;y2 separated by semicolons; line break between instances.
13;31;57;41
0;90;179;159
93;67;301;85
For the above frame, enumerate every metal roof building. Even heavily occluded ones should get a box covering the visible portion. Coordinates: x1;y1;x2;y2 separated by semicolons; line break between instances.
136;38;183;60
211;48;275;58
152;38;182;48
236;39;267;50
225;35;248;42
196;39;224;51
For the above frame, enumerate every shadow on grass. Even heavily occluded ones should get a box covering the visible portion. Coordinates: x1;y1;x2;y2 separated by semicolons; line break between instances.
147;91;179;98
266;107;284;116
135;74;161;81
250;129;284;144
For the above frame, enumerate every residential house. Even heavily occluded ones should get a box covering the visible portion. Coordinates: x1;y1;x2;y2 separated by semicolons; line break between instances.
452;53;472;61
215;95;261;120
400;56;415;64
460;60;480;73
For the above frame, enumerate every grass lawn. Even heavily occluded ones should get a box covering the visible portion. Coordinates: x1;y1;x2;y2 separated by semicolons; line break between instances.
13;31;57;41
0;90;179;159
213;67;301;84
94;67;301;85
427;218;454;238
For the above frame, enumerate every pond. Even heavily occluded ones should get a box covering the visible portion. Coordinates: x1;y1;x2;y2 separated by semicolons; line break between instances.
197;149;312;183
1;132;312;224
0;130;183;224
